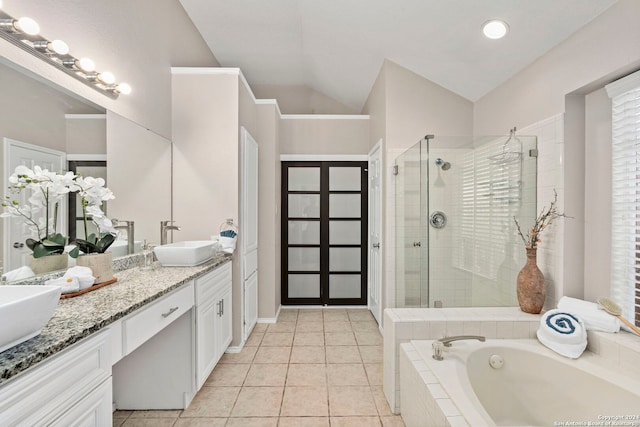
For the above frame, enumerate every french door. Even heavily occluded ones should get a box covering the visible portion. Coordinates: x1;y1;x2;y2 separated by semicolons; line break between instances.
282;161;368;305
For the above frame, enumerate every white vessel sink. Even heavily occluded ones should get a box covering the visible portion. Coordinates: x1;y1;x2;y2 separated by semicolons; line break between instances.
107;240;143;258
154;241;218;267
0;285;62;353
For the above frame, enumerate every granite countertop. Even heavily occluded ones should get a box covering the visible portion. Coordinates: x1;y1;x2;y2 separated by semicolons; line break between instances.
0;253;232;386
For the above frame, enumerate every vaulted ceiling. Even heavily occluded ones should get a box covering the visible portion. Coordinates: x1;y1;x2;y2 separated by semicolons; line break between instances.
180;0;618;111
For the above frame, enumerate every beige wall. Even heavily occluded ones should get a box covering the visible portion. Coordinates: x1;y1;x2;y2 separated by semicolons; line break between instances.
0;0;218;140
279;117;370;155
66;116;107;155
251;84;357;115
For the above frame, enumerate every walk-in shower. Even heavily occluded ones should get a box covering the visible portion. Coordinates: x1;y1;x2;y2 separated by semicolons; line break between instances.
394;133;537;308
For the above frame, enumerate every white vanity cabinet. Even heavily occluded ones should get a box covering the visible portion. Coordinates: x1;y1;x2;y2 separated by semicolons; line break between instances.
195;262;233;389
0;331;112;427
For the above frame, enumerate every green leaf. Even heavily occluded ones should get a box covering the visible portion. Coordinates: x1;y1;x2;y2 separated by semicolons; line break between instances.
32;244;49;258
69;246;80;258
47;233;66;245
96;233;116;252
72;238;99;254
25;238;38;251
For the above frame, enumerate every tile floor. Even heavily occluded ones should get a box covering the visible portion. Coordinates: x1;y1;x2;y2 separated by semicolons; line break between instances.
114;308;405;427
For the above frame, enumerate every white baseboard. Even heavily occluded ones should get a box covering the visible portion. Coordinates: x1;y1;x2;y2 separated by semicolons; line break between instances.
257;305;281;324
225;345;244;354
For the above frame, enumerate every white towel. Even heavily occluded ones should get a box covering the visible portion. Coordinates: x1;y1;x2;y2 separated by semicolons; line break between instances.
45;276;80;294
557;296;620;333
537;309;588;359
219;235;237;254
1;266;35;281
63;266;95;290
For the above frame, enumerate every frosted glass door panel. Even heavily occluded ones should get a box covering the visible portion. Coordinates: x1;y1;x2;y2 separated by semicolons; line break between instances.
329;221;361;245
288;168;320;191
329;248;361;271
288;194;320;217
329;167;361;191
288;221;320;245
329;275;361;298
289;274;320;298
329;194;361;218
289;248;320;271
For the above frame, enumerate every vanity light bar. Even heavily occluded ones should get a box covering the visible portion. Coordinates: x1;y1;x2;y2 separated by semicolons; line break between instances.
0;9;131;99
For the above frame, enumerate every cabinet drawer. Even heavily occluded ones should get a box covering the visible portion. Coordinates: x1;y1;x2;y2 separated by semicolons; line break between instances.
196;262;232;304
123;283;194;354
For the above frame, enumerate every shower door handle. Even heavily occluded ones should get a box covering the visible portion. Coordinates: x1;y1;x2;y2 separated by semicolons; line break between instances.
413;241;421;247
372;243;380;249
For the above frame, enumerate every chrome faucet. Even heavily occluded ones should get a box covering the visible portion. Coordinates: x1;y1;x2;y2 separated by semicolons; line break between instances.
160;220;181;245
112;219;135;255
432;335;486;361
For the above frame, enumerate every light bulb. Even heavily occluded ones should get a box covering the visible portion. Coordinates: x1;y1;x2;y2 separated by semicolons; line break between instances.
15;17;39;35
50;39;69;55
98;71;115;85
116;82;132;95
0;0;3;10
77;57;95;72
482;20;509;39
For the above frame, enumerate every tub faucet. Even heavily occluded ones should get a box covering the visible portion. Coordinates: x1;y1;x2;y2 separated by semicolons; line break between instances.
112;219;135;255
433;335;486;361
160;220;181;245
439;335;486;347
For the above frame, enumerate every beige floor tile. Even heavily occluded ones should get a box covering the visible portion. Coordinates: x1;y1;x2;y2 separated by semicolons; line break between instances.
244;363;288;386
128;410;181;418
225;417;279;427
298;311;323;322
254;323;269;332
326;346;362;363
230;386;283;417
278;310;299;322
267;322;296;333
122;419;175;427
261;332;294;347
354;331;383;346
358;346;383;363
329;386;378;416
327;364;369;386
323;310;349;322
294;332;325;346
113;418;126;427
324;321;353;332
290;346;326;363
351;321;380;333
347;310;375;322
286;363;327;386
113;411;132;419
278;416;330;427
296;321;324;332
325;332;357;346
174;419;227;427
245;331;265;346
219;346;258;364
330;416;382;427
181;386;240;418
380;415;406;426
205;363;250;386
254;346;292;364
280;386;329;417
364;363;383;386
371;386;393;416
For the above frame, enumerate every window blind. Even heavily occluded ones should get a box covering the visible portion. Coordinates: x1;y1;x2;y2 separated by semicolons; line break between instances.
605;70;640;327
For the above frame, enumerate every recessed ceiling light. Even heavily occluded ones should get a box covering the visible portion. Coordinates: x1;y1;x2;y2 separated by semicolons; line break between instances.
482;19;509;39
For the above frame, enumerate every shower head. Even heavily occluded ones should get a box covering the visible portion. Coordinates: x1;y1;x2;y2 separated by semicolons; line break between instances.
435;158;451;171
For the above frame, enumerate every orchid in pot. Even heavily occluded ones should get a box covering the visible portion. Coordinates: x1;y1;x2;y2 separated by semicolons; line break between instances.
1;165;76;273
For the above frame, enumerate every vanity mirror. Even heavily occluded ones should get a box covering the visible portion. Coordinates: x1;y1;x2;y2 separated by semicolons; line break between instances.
0;57;172;279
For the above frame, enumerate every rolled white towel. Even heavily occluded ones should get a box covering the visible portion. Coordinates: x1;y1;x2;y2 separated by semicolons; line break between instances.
64;266;95;290
1;266;35;281
557;296;620;333
45;276;80;294
537;309;588;359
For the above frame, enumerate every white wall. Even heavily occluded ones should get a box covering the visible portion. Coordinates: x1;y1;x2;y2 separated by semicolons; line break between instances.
66;115;106;155
251;84;357;115
279;116;370;155
0;0;218;139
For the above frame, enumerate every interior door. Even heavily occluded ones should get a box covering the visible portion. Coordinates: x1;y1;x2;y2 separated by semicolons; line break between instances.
3;138;66;271
368;142;382;324
282;161;368;305
241;127;258;341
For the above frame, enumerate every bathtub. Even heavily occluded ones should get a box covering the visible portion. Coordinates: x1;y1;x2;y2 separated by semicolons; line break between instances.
400;339;640;427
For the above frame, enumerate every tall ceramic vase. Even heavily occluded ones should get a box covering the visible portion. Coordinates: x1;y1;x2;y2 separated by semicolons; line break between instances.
517;247;545;314
77;252;113;284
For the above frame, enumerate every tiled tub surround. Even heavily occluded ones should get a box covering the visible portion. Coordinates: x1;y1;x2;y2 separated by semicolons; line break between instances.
0;253;231;384
383;307;541;414
399;332;640;427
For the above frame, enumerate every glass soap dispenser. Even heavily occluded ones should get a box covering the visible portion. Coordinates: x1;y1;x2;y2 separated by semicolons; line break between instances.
219;218;238;239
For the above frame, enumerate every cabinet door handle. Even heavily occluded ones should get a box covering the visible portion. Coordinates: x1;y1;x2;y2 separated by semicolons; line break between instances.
217;300;222;317
221;298;224;316
161;306;179;318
